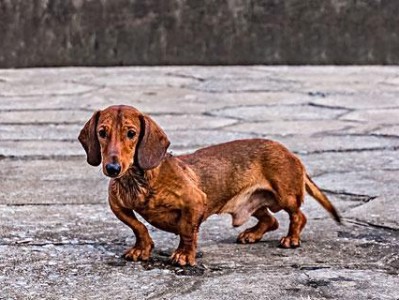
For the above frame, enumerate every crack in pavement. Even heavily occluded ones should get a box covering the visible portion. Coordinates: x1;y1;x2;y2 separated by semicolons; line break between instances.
322;189;377;202
0;122;86;126
0;138;80;142
2;241;116;247
147;277;205;299
181;85;296;94
325;132;399;139
164;72;206;82
0;107;96;113
2;202;103;207
307;101;355;112
0;86;104;98
345;219;399;232
299;145;399;155
0;154;84;161
209;101;350;112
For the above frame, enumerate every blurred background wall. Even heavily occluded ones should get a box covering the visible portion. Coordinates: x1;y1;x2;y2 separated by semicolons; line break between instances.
1;0;398;68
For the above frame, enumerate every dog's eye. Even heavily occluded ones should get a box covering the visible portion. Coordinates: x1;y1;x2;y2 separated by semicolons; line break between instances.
98;129;107;138
127;130;136;139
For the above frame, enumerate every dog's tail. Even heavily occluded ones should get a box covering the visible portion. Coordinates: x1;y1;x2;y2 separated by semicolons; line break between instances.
305;174;341;223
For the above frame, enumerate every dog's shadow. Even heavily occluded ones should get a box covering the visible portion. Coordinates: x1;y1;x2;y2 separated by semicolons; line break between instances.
104;248;207;276
101;238;281;276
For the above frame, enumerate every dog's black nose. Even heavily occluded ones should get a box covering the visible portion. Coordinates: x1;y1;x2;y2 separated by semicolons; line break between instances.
105;163;121;177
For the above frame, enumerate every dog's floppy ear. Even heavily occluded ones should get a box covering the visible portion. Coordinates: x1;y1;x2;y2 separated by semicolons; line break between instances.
78;111;101;166
136;114;170;170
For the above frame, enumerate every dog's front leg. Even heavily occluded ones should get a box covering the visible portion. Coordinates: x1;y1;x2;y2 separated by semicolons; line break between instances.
109;196;154;262
171;208;203;266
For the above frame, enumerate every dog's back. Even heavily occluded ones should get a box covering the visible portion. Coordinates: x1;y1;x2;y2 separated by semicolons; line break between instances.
178;139;305;214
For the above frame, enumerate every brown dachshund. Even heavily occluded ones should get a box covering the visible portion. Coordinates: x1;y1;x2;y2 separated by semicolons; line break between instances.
79;105;341;266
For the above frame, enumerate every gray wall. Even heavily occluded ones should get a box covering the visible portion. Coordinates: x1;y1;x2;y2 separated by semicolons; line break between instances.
1;0;399;67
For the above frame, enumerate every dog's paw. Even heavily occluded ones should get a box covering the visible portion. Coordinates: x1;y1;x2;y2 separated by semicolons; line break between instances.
237;219;279;244
279;236;301;248
122;245;152;262
171;249;196;266
237;230;263;244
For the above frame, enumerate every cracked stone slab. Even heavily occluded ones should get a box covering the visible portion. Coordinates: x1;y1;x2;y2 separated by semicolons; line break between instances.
274;135;399;154
121;88;226;114
0;87;196;112
346;196;399;230
0;244;187;300
210;91;315;106
341;123;385;135
309;93;399;110
0;204;134;245
0;66;196;89
211;104;348;121
0;124;82;140
313;170;399;199
131;91;315;114
0;158;107;205
167;130;256;150
183;76;303;93
224;120;355;136
341;108;399;124
0;204;396;266
0;109;93;125
0;177;107;205
373;125;399;137
302;80;399;95
0;95;107;111
71;69;196;88
158;66;282;80
0;140;83;157
0;216;397;299
75;86;227;115
272;66;399;95
0;118;235;141
153;114;237;131
0;79;97;97
295;269;399;300
0;196;347;246
1;66;399;300
253;65;399;79
0;134;254;158
300;149;399;175
175;268;398;300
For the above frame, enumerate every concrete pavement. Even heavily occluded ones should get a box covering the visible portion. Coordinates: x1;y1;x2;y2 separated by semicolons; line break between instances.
0;66;398;299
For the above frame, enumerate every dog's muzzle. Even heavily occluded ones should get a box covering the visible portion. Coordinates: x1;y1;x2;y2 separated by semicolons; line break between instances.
105;163;121;177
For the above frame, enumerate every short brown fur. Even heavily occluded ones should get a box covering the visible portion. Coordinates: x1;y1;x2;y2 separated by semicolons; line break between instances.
79;105;341;266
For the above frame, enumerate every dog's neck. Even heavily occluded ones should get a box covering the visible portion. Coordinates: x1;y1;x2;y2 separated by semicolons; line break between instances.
110;155;173;209
112;166;155;207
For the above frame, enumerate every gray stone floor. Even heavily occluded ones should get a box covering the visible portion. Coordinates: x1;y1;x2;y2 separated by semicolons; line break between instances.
0;66;398;299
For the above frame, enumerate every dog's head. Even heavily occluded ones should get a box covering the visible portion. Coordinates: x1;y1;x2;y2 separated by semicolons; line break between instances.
78;105;170;178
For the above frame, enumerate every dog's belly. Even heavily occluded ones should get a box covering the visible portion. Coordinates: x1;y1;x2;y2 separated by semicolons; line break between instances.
219;185;278;227
138;208;181;234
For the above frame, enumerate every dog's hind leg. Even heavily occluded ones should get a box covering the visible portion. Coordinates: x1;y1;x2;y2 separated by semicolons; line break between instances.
237;207;279;244
279;195;307;248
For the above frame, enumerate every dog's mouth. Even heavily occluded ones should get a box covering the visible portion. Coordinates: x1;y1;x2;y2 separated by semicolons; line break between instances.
105;173;119;178
104;170;128;180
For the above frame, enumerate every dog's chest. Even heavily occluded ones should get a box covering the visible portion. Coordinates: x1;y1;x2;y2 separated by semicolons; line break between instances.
132;185;190;233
